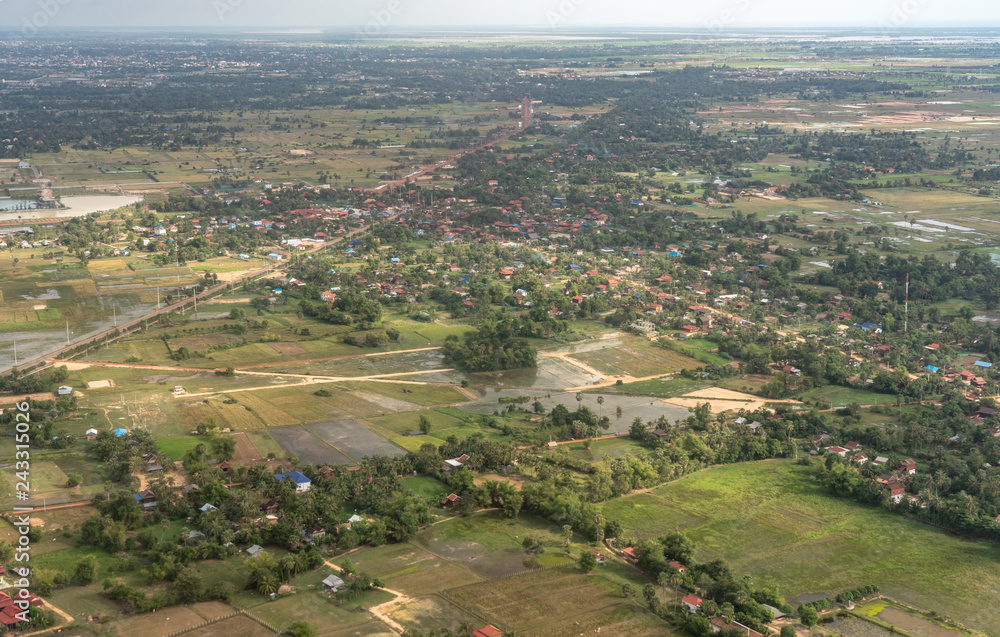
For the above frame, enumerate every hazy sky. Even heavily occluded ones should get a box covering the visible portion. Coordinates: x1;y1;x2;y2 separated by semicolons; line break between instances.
0;0;997;31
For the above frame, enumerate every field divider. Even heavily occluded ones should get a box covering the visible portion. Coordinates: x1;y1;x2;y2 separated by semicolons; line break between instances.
157;608;280;637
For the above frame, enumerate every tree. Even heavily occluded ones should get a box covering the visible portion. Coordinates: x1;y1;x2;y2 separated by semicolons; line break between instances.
800;605;818;627
642;583;656;607
210;435;237;462
578;551;597;573
418;414;432;435
75;555;98;585
780;627;797;637
174;567;203;603
66;473;83;488
286;621;317;637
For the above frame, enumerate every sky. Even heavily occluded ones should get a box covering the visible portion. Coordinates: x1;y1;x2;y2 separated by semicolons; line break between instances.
0;0;997;31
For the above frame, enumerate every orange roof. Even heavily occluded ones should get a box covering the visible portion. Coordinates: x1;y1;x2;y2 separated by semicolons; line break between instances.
472;626;503;637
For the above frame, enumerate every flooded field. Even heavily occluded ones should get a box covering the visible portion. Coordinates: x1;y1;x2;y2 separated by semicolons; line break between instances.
459;387;691;433
0;195;143;221
0;296;157;371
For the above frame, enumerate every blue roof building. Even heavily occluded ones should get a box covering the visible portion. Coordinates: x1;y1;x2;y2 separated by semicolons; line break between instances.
275;470;312;492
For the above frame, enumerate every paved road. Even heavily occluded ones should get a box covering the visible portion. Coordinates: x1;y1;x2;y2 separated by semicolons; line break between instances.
3;213;399;376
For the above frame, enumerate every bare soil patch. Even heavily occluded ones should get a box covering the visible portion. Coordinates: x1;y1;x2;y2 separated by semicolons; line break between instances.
269;342;307;356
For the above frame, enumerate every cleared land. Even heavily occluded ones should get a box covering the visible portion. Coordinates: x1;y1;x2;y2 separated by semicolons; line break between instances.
308;420;406;461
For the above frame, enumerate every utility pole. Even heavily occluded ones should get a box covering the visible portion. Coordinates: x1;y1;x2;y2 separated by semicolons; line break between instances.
157;287;160;309
904;272;909;334
12;339;17;367
66;320;70;345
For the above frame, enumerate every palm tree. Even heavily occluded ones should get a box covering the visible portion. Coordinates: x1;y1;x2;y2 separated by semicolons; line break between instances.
257;573;278;596
669;572;683;606
657;571;669;606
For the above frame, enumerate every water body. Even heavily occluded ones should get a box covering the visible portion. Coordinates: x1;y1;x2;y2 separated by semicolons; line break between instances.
0;200;38;211
0;195;143;222
0;296;157;372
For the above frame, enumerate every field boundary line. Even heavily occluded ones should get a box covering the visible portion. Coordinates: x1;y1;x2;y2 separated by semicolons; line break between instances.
158;608;280;637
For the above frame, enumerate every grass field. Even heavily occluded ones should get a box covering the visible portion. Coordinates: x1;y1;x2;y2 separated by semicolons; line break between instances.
609;460;1000;633
799;385;901;408
157;436;204;460
445;564;675;637
402;476;451;501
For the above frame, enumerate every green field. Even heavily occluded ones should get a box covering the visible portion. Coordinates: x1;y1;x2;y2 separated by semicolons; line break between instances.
608;461;1000;633
800;385;906;408
156;436;204;460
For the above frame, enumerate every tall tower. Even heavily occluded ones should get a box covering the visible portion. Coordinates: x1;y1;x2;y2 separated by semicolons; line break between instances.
521;95;532;130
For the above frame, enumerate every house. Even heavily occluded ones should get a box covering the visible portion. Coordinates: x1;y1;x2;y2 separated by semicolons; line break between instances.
260;500;279;516
651;429;671;442
886;480;905;502
854;452;869;464
760;604;785;619
57;385;73;396
441;493;462;508
844;441;862;452
669;560;687;572
306;527;326;542
186;530;207;544
183;483;200;494
133;490;157;510
590;550;606;565
872;456;889;467
322;574;345;592
442;454;470;472
246;545;265;557
218;461;233;472
976;406;998;418
472;626;503;637
896;458;917;475
85;428;98;440
199;503;217;513
681;594;703;613
826;446;848;457
275;470;312;491
709;617;763;636
621;547;638;562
